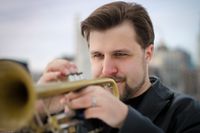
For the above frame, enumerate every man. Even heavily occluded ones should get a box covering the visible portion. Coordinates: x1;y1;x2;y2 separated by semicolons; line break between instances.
38;1;200;132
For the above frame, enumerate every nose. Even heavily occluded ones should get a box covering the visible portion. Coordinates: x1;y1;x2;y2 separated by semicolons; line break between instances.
102;56;118;77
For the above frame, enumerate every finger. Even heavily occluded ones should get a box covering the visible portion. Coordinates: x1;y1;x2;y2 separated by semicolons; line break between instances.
45;59;69;72
60;96;76;117
37;71;62;84
69;62;78;74
60;96;71;112
63;87;91;101
69;95;97;110
64;107;76;117
84;107;117;128
64;105;70;113
45;59;78;74
67;85;104;100
47;95;65;113
61;86;107;111
84;107;103;120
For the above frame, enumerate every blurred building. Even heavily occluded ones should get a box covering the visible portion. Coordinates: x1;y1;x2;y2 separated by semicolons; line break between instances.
197;23;200;99
150;41;199;99
74;16;91;79
197;67;200;99
198;22;200;66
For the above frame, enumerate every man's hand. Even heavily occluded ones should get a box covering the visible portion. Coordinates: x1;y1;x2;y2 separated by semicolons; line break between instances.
36;59;78;115
37;58;78;84
61;85;128;128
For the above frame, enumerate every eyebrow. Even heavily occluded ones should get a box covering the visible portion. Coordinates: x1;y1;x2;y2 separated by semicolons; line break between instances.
90;48;132;54
112;49;132;53
90;51;101;54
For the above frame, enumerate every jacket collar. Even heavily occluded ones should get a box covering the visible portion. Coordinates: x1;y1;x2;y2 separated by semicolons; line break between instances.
137;76;174;121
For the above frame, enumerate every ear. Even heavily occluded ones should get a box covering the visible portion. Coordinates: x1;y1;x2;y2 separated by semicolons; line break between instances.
145;44;154;62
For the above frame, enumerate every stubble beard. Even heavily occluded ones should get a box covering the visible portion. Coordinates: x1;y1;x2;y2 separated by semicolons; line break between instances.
120;59;147;101
120;76;145;101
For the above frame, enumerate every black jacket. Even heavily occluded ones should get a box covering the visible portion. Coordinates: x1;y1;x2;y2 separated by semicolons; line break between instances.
119;77;200;133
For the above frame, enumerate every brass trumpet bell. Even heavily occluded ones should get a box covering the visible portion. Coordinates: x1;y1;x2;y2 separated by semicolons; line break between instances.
0;61;36;131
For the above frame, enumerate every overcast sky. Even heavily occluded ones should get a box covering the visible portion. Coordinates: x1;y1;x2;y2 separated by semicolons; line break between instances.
0;0;200;71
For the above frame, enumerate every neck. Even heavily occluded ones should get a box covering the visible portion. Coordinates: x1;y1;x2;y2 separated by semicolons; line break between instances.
133;77;151;98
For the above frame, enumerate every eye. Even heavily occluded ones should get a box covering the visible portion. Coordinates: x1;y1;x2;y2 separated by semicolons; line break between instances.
91;52;104;59
114;52;128;57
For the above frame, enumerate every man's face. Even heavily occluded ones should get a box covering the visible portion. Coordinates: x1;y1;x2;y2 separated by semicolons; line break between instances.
88;21;153;100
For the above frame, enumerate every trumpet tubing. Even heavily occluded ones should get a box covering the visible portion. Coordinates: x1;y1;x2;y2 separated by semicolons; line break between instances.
0;60;119;131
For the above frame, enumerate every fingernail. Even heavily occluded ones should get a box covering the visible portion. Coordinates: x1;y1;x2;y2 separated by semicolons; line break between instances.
60;98;64;104
63;69;69;75
69;67;76;74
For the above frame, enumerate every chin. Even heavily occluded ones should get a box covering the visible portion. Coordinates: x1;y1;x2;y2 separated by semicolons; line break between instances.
117;81;125;88
116;83;124;95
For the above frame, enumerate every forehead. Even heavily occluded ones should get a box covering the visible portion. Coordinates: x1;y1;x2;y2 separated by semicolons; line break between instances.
88;21;140;51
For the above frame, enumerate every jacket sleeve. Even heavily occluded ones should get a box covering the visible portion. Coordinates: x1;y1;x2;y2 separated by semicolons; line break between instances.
169;96;200;133
119;106;164;133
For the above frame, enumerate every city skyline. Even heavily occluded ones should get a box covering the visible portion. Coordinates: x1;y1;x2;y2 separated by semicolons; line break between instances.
0;0;200;71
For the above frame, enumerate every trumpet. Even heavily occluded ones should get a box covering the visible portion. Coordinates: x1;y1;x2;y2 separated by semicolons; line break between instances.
0;60;119;132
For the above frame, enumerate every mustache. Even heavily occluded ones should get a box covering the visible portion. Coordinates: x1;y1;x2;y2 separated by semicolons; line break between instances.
107;76;126;83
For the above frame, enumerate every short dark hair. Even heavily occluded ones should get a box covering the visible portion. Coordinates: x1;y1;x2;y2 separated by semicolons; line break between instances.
81;1;154;49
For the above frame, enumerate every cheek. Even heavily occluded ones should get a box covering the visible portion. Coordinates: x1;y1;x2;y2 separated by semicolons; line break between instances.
123;62;142;79
127;61;146;83
120;62;135;75
91;62;102;78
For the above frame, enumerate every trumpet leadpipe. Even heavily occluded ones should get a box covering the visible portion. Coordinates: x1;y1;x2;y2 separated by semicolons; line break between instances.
36;78;119;99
